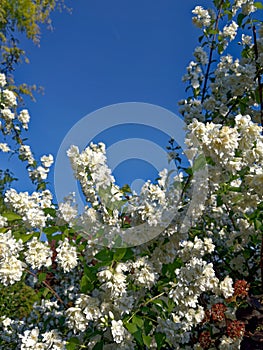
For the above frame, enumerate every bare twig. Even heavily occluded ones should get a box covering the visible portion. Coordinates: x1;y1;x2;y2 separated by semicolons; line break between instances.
252;25;263;130
26;268;65;305
201;0;224;104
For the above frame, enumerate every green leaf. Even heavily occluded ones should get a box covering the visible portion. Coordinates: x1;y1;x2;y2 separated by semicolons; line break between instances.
43;207;57;217
254;219;263;230
43;226;59;235
151;298;167;309
120;184;132;194
155;333;166;350
113;248;127;261
255;2;263;9
192;154;207;172
38;272;46;283
12;231;35;243
216;195;223;207
133;330;143;346
92;341;104;350
207;28;219;35
125;322;138;334
80;274;92;293
133;315;144;328
66;337;80;350
42;287;50;298
237;13;246;26
94;249;114;262
2;212;21;221
122;248;134;261
142;334;152;347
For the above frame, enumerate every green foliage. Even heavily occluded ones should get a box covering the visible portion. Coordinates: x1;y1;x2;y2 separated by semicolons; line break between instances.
0;280;39;319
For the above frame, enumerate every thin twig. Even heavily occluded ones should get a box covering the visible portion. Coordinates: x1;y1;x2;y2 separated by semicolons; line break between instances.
201;1;224;104
26;269;65;305
126;292;165;323
252;25;263;130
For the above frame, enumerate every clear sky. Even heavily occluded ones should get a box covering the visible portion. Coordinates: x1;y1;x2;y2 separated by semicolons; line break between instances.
9;0;212;200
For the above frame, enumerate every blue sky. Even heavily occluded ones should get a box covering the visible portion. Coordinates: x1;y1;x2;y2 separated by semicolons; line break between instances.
9;0;212;200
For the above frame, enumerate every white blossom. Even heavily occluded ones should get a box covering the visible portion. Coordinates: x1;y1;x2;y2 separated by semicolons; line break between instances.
18;109;30;129
56;238;78;272
219;276;234;298
24;237;53;269
0;73;7;87
111;319;126;344
2;89;17;107
192;6;211;28
41;154;54;168
222;21;238;41
0;143;10;152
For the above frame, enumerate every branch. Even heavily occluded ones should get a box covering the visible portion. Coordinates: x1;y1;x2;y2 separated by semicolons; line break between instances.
25;268;65;305
201;1;224;104
252;25;263;130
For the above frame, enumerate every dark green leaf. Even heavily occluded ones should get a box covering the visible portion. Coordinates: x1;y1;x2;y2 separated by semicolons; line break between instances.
237;13;246;26
80;275;93;293
92;341;104;350
113;248;127;261
155;333;166;350
94;249;114;262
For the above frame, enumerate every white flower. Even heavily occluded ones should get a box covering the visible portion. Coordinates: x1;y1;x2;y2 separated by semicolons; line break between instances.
0;230;23;257
1;108;14;120
192;6;211;28
241;34;252;46
219;276;234;298
20;328;39;348
66;307;88;333
4;188;52;229
18;109;30;128
194;47;208;65
111;319;126;344
56;238;78;272
0;73;7;87
1;316;12;328
34;166;49;180
2;89;17;107
57;196;77;226
76;295;101;321
97;264;127;298
0;143;10;152
24;208;46;228
41;154;54;168
42;330;65;349
219;335;242;349
132;256;158;289
222;21;238;41
19;145;35;165
0;255;24;285
24;237;53;270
